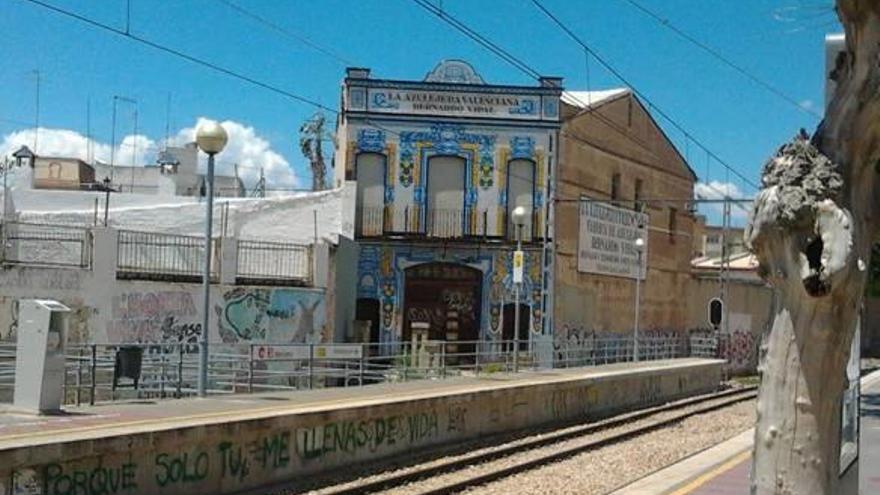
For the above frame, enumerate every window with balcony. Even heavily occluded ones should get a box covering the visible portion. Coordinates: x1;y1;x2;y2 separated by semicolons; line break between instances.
426;155;466;238
507;158;535;241
355;153;386;237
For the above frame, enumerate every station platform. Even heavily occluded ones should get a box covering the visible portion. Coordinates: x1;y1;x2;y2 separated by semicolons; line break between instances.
0;358;723;495
612;368;880;495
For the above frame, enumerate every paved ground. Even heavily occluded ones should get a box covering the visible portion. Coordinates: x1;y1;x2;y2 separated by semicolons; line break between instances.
0;359;710;451
686;370;880;494
614;368;880;494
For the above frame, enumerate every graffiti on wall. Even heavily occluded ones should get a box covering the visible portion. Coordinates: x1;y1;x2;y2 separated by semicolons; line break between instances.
12;409;447;494
215;288;325;344
107;291;200;347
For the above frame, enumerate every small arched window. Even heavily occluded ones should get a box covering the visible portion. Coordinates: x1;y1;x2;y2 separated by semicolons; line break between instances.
48;162;62;179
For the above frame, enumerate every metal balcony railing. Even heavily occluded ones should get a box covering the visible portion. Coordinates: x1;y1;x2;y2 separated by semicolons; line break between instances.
117;230;219;281
426;208;465;239
236;239;311;285
356;205;386;237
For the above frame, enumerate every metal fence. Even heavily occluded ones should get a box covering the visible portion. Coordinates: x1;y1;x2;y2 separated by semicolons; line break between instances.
358;206;518;240
0;334;718;406
0;221;92;268
117;230;219;281
237;239;311;285
356;206;386;237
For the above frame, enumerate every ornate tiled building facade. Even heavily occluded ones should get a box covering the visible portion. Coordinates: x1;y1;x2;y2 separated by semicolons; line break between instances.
336;60;562;345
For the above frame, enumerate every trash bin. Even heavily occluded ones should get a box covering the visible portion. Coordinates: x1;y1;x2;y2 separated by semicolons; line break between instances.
113;346;143;390
14;299;70;413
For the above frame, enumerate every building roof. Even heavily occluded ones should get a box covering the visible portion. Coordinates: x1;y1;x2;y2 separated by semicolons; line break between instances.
691;252;759;271
561;88;630;110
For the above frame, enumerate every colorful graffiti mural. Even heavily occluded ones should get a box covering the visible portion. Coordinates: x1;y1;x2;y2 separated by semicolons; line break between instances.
107;291;200;345
215;288;325;344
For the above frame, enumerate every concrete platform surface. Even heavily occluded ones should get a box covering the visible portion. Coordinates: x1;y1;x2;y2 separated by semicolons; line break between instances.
613;368;880;495
0;358;724;495
609;429;753;495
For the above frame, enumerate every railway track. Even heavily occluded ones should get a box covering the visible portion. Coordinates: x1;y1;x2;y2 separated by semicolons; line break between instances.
305;386;757;495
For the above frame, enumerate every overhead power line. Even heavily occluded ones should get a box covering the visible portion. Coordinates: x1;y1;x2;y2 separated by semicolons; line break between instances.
528;0;761;192
619;0;822;120
216;0;357;67
410;0;753;213
412;0;657;156
22;0;336;114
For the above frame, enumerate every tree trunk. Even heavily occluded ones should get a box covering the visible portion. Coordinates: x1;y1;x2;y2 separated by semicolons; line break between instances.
746;3;880;493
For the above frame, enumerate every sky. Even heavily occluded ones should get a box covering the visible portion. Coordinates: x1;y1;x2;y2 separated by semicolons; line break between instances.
0;0;839;223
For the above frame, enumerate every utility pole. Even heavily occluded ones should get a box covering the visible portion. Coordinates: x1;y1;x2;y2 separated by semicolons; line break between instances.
86;97;92;165
110;95;136;183
32;70;40;154
131;108;138;193
720;195;730;336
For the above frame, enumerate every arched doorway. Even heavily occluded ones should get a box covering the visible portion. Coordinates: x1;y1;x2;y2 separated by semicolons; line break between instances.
502;303;530;351
402;263;482;349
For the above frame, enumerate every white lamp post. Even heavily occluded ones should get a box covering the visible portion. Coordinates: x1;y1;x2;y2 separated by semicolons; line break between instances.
511;205;528;372
195;121;228;397
633;237;645;362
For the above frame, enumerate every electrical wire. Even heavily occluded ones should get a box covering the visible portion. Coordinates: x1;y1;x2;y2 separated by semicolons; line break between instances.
20;0;336;114
410;0;753;213
21;0;752;210
619;0;823;120
529;0;761;192
216;0;357;67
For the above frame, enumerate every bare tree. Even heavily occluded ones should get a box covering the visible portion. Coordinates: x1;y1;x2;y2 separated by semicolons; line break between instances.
299;112;328;191
745;2;880;493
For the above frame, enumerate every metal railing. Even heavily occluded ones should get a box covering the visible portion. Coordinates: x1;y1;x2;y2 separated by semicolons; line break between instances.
1;221;92;268
357;206;531;241
356;205;386;237
426;208;465;238
117;230;219;281
237;239;311;285
0;335;711;406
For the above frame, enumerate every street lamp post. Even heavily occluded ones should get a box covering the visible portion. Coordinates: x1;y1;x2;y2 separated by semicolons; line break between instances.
633;237;645;362
511;206;528;372
195;121;228;397
102;177;113;227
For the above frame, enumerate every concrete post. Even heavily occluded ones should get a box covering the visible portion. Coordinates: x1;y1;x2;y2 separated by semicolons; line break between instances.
312;241;329;289
219;236;238;285
91;227;118;280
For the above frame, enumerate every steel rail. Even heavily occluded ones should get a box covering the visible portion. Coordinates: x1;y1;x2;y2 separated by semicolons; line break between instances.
308;387;757;495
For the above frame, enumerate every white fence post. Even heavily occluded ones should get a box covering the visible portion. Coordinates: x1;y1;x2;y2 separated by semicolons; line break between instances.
312;241;329;288
219;236;238;285
92;226;118;279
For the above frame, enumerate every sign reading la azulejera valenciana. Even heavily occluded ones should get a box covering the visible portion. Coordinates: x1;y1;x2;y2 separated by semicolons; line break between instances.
366;88;545;120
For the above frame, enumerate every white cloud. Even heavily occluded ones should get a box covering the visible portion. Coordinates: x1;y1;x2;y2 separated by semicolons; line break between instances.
799;99;815;111
694;180;744;200
1;119;299;191
174;118;299;190
694;180;752;224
